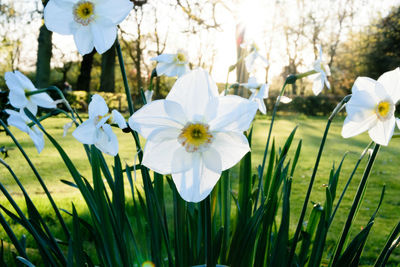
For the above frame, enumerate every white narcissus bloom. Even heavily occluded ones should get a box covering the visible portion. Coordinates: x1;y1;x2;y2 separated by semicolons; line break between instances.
279;96;292;104
241;77;269;114
342;68;400;146
5;71;56;115
151;50;190;77
144;90;154;104
5;109;45;153
310;44;331;95
241;43;268;74
129;69;258;202
44;0;133;55
72;94;125;156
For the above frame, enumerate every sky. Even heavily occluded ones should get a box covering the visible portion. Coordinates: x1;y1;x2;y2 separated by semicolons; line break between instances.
2;0;400;84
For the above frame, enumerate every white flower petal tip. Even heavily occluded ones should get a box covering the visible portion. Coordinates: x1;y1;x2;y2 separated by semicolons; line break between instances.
5;71;55;113
144;90;154;104
6;109;45;154
63;122;74;137
341;68;400;145
73;95;120;155
44;0;133;55
152;51;190;77
279;96;292;104
133;69;257;202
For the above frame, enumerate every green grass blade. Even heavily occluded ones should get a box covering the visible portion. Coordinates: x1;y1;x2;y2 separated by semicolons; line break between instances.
375;221;400;267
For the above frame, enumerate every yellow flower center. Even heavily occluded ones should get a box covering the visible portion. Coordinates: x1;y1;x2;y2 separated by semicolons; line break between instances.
73;1;95;26
376;100;394;120
178;123;213;152
176;53;186;63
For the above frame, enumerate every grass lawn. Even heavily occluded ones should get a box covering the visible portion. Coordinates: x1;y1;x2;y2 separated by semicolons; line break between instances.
0;114;400;265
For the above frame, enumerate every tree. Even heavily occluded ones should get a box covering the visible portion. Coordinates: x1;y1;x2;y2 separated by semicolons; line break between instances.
99;43;116;92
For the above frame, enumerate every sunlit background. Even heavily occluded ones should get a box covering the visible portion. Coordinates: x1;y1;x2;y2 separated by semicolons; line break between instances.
1;0;400;94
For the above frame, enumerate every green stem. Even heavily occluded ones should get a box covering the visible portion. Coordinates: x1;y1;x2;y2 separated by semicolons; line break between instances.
0;119;70;239
295;69;317;80
331;143;380;266
204;195;214;267
286;94;351;266
115;38;134;116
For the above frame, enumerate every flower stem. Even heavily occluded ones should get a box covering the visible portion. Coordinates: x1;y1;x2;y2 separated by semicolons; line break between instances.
331;143;380;265
203;195;214;267
286;95;351;266
115;38;134;116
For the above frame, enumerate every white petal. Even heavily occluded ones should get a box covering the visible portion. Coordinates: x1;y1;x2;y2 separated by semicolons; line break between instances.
172;154;221;202
30;93;56;109
63;122;73;137
29;126;45;154
352;77;378;94
25;102;38;116
377;68;400;103
6;110;30;133
208;96;258;132
91;18;117;54
345;90;376;122
256;83;269;99
280;96;292;104
111;110;126;129
256;98;267;114
176;65;190;78
210;131;250;170
73;26;94;55
312;74;323;95
14;71;36;90
342;113;377;138
88;94;109;119
6;72;28;109
44;0;74;35
72;119;97;144
368;116;395;146
167;68;219;121
156;62;179;77
95;124;118;156
128;100;186;138
396;118;400;129
151;54;175;63
96;0;133;25
245;52;258;73
142;128;184;174
202;147;222;173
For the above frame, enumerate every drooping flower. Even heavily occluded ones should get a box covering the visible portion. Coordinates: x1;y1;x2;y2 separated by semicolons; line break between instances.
72;94;125;156
151;50;190;77
342;68;400;146
310;44;331;95
144;90;154;104
44;0;133;55
129;69;258;202
241;77;269;114
241;43;268;74
5;109;45;153
5;71;56;115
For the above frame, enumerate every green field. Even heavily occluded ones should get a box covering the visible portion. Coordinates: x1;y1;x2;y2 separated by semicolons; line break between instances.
1;114;400;265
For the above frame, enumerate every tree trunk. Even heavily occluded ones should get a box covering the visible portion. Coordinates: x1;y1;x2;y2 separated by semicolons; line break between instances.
235;24;248;97
77;49;96;92
35;23;52;88
100;43;116;92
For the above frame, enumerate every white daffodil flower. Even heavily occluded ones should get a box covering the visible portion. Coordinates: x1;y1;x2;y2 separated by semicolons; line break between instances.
63;121;74;137
129;69;258;202
342;68;400;146
241;77;269;114
5;71;56;115
241;43;268;74
5;109;44;153
72;94;125;156
279;96;292;104
310;44;331;95
144;90;154;104
151;50;190;77
44;0;133;55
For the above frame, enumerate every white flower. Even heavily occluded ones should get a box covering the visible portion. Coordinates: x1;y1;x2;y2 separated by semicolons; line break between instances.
44;0;133;55
129;69;258;202
5;71;56;115
241;43;268;74
241;77;269;114
397;118;400;129
310;44;331;95
279;96;292;104
63;121;74;137
5;109;44;153
144;90;154;104
72;94;125;156
342;68;400;146
151;50;190;77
